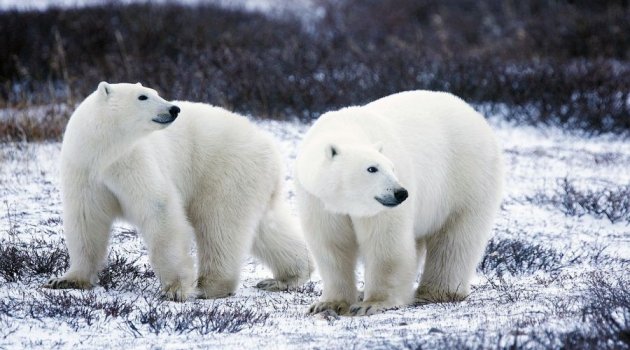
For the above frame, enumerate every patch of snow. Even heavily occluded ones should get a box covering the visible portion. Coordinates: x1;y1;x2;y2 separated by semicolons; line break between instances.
0;113;629;348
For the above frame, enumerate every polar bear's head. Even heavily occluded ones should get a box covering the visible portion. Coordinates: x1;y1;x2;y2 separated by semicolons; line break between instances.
94;82;180;135
299;142;408;217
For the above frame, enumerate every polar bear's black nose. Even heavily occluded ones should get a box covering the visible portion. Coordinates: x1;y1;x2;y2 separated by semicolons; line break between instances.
394;188;408;203
169;105;180;118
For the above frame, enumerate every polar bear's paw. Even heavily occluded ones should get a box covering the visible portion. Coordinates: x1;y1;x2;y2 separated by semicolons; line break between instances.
414;286;467;305
161;280;196;302
308;301;349;315
196;277;236;299
255;276;305;292
43;277;93;290
348;301;391;316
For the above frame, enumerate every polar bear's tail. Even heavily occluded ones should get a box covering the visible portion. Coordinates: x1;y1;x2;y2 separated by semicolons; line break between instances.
252;191;314;291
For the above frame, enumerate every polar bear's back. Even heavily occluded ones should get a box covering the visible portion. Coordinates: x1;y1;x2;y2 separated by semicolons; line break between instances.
167;101;267;145
145;101;282;205
365;90;500;171
365;90;490;140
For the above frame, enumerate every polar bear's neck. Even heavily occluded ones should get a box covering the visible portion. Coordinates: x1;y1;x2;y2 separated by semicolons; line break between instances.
61;99;142;173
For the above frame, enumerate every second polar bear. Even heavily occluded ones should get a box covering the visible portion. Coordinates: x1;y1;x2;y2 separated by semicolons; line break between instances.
45;82;312;300
296;90;503;316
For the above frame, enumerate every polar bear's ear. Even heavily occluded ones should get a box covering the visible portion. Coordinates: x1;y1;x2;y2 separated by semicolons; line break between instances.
326;144;338;160
136;82;142;86
97;81;111;98
373;141;384;153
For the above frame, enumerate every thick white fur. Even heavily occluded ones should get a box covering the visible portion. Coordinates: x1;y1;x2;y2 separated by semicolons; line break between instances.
45;82;312;300
296;90;503;316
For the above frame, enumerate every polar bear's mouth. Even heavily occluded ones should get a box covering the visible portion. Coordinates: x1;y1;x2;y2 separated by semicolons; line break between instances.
152;113;176;124
375;188;408;207
375;196;400;207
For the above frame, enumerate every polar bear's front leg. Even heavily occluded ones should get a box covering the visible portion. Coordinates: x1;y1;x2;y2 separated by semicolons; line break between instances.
137;200;196;302
349;213;416;316
193;213;257;299
298;191;358;315
307;225;359;315
105;158;196;301
44;186;117;290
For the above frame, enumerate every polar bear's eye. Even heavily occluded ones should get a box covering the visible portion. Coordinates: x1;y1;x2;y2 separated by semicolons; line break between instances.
138;95;148;101
367;167;378;173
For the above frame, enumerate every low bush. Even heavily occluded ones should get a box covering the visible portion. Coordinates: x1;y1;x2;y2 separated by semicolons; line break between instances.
0;238;69;283
531;178;630;224
478;237;575;276
0;0;628;141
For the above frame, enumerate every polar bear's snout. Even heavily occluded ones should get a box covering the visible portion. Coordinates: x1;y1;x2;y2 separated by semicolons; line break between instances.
152;105;180;124
375;187;408;207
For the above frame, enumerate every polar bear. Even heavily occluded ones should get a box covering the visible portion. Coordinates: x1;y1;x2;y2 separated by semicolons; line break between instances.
296;90;503;316
44;82;312;300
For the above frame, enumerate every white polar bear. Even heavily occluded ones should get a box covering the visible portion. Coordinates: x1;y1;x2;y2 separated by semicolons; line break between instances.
296;90;503;316
45;82;312;300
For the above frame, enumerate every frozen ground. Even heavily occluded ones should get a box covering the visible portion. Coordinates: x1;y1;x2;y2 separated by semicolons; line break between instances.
0;111;628;349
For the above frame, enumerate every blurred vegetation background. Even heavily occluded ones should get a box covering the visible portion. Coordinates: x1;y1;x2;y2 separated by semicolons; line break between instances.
0;0;629;141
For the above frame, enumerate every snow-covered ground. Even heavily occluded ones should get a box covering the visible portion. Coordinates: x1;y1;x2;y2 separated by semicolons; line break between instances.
0;112;628;349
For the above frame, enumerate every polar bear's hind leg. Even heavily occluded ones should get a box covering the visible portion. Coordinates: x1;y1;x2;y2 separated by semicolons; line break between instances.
416;210;493;303
253;197;313;292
